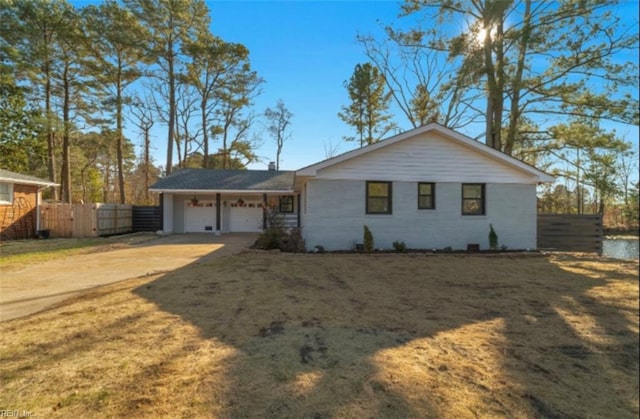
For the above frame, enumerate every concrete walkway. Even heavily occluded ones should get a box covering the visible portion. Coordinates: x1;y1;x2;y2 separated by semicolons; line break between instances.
0;233;257;322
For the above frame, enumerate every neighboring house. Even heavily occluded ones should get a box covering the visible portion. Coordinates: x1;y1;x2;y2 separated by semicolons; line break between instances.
151;124;555;250
0;169;58;240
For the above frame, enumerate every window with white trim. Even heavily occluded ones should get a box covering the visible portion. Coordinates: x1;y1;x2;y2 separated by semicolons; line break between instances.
0;183;13;204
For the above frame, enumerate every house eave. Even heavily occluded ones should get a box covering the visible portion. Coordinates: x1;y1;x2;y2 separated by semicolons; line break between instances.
0;177;58;188
149;188;295;195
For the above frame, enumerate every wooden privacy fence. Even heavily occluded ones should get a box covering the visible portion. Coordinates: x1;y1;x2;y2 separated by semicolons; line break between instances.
40;203;132;238
537;214;603;253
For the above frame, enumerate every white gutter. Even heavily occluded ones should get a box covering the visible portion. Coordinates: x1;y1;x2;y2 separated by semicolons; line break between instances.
149;188;295;194
0;178;58;188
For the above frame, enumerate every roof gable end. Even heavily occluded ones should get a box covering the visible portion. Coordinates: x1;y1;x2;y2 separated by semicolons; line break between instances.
296;123;554;182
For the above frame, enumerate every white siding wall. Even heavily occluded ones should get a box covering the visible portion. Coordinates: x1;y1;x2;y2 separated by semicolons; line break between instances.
302;179;537;251
317;132;537;184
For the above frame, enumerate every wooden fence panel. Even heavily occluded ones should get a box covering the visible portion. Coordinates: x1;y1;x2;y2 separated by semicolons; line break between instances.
97;204;132;236
40;203;73;238
39;203;132;238
537;214;603;253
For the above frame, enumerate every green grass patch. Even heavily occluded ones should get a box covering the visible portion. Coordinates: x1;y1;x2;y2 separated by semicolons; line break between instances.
0;234;157;270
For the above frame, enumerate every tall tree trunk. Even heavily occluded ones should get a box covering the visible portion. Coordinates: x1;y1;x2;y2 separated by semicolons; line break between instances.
166;40;175;175
60;63;72;203
144;125;150;203
103;165;110;202
505;0;531;155
201;98;209;168
44;60;58;200
482;2;508;151
116;65;126;204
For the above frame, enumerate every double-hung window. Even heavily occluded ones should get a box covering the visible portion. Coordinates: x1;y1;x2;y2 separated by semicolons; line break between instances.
418;183;435;209
279;196;294;213
366;181;392;214
0;183;12;204
462;183;485;215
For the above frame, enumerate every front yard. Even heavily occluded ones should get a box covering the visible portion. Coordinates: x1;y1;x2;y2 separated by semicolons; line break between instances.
0;251;638;418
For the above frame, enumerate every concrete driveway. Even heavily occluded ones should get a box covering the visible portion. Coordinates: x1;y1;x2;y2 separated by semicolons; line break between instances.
0;233;257;322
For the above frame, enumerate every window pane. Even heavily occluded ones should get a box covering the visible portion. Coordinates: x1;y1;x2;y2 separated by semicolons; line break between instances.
418;183;432;195
463;199;482;214
463;184;482;198
368;182;389;197
0;183;9;201
419;195;433;209
368;198;389;213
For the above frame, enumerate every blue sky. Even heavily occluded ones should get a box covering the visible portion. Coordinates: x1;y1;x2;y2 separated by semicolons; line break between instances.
201;0;404;170
203;0;639;171
68;0;638;171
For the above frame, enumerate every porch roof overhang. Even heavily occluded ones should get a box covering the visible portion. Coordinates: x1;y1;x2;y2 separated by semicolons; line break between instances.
149;188;295;195
0;169;58;188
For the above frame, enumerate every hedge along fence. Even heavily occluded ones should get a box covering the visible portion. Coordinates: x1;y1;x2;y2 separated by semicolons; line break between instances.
40;203;132;238
537;214;603;254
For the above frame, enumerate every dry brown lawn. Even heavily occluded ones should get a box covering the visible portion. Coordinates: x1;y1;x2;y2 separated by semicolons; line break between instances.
0;251;638;418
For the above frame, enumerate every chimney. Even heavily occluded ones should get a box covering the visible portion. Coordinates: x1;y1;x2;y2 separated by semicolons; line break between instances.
268;161;276;171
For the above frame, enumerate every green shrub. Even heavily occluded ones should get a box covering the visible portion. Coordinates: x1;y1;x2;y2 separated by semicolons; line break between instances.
254;227;284;250
392;240;406;252
254;206;286;250
489;224;498;250
363;225;374;253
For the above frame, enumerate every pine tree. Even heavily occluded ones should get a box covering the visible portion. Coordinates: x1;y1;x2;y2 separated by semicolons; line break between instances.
338;63;395;147
83;1;149;204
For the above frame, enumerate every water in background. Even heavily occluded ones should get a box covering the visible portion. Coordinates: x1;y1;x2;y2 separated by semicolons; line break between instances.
603;238;639;260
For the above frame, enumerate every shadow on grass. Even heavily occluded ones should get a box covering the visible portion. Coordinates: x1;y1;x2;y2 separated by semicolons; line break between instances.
131;252;638;417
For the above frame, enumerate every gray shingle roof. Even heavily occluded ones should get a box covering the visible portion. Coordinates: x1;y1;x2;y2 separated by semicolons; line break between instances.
150;169;295;192
0;169;58;187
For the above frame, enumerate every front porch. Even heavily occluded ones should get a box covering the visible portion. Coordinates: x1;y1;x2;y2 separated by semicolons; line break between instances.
161;192;300;234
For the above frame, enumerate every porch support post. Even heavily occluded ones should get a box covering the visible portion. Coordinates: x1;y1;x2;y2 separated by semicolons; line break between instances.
216;193;221;231
262;193;267;229
297;194;301;228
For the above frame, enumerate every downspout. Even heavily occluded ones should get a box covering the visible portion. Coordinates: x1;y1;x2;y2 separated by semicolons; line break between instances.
36;186;41;232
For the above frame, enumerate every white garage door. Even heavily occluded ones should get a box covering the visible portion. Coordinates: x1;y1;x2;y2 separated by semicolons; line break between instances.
185;201;216;233
229;204;263;232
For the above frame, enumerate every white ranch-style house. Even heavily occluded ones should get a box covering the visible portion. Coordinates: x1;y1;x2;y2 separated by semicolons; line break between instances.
150;123;554;251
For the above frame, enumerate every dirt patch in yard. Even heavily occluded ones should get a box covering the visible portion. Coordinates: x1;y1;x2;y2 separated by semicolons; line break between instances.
0;253;637;418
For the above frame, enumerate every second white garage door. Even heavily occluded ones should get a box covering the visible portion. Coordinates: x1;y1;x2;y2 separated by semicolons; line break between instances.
229;204;263;232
